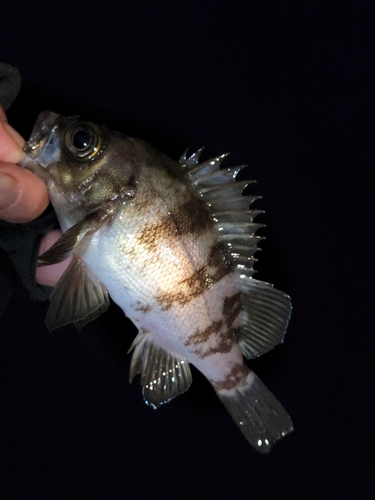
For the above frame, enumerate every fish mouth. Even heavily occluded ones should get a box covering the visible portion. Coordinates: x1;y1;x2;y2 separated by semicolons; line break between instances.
23;111;60;158
21;111;62;170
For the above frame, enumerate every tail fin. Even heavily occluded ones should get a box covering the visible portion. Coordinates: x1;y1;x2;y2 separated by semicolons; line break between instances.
215;372;293;453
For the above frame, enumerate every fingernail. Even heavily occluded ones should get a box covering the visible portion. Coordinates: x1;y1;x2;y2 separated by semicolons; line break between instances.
0;172;20;209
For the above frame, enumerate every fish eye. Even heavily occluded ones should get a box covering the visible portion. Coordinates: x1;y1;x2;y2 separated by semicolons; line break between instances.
73;129;92;150
66;123;103;160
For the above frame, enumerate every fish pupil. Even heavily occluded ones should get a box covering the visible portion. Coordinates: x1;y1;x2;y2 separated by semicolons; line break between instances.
73;130;92;151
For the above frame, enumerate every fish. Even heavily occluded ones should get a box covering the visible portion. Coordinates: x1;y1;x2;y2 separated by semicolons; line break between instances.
21;110;293;453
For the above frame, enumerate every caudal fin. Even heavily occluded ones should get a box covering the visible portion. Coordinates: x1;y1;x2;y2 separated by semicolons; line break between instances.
216;372;293;453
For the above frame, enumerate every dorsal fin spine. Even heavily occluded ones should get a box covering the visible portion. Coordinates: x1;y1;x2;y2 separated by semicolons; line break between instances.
181;148;265;280
180;147;205;167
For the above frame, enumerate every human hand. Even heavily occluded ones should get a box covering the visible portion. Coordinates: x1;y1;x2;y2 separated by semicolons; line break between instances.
0;107;69;286
0;106;49;222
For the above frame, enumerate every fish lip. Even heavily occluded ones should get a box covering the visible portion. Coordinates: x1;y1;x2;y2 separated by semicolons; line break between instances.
18;155;48;178
21;110;68;170
23;110;61;160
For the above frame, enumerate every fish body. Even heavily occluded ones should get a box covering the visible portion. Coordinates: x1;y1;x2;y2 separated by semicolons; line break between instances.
22;111;293;452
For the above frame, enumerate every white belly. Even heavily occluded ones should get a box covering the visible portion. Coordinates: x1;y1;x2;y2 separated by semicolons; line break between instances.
82;221;243;383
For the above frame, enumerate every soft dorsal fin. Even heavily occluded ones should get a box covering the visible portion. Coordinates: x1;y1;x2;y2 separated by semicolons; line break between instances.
46;254;110;331
128;333;192;409
181;149;263;279
237;276;292;359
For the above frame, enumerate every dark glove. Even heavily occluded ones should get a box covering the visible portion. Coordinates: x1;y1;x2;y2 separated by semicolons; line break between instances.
0;61;21;111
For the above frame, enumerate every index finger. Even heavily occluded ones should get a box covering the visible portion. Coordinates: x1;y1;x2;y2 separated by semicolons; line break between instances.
0;109;50;222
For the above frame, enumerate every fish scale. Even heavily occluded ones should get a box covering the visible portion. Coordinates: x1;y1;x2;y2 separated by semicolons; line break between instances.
21;111;293;453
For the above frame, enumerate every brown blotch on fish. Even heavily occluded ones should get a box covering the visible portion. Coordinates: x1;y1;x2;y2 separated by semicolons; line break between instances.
212;364;249;391
185;319;224;346
185;322;239;358
156;252;231;310
207;242;233;271
136;219;163;252
222;292;242;327
176;197;213;235
132;301;152;313
136;197;212;253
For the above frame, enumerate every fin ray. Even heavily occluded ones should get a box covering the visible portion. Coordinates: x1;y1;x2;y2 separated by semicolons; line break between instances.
38;209;112;266
216;221;265;235
129;333;192;408
209;194;262;212
46;255;109;331
199;181;252;199
186;152;229;178
237;277;292;359
179;147;205;167
216;372;293;453
213;209;264;223
192;165;243;186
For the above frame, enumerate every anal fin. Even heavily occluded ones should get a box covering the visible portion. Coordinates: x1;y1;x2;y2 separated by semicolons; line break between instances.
129;333;192;409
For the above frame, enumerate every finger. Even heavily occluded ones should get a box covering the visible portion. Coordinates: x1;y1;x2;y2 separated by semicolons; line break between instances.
0;109;49;222
0;111;25;163
36;230;71;286
0;162;50;222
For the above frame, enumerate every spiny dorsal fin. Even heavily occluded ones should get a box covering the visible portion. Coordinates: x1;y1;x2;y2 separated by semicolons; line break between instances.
181;149;263;279
46;254;109;331
128;333;192;409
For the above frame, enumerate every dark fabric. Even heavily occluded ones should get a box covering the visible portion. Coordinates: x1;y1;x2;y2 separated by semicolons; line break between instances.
0;62;21;111
0;210;57;301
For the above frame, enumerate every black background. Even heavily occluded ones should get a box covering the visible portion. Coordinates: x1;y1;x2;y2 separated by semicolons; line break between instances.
0;1;374;499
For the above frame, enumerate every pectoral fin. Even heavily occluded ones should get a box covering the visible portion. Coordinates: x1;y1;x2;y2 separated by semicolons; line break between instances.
46;254;109;331
38;209;111;266
129;333;192;408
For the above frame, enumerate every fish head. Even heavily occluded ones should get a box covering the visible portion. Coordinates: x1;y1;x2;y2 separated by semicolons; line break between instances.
22;111;137;228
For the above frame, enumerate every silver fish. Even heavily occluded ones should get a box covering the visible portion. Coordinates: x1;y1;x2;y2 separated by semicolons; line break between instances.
22;111;293;453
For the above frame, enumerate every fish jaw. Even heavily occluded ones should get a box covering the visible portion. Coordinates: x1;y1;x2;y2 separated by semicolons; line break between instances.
23;111;62;166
